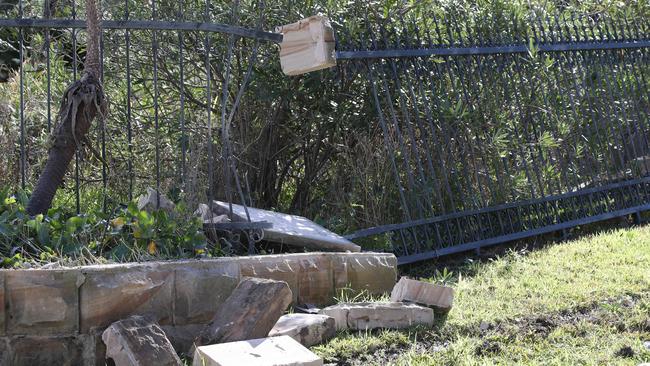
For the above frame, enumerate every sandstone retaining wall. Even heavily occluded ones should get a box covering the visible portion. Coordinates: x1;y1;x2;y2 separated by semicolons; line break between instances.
0;252;396;365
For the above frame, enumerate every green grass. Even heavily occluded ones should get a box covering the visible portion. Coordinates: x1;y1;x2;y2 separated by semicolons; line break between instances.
313;225;650;365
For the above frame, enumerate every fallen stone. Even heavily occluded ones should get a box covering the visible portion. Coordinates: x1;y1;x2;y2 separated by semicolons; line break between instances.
193;277;293;350
320;302;434;331
390;277;454;312
137;187;175;212
195;203;231;224
102;315;181;366
193;335;323;366
269;313;336;347
209;200;361;252
644;340;650;350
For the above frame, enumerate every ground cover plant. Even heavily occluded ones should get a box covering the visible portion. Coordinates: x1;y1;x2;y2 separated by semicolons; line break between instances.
314;225;650;365
0;188;208;267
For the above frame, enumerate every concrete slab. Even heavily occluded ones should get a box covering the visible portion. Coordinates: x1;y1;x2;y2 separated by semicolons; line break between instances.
269;314;335;347
320;302;433;331
211;200;361;252
193;335;323;366
390;277;454;312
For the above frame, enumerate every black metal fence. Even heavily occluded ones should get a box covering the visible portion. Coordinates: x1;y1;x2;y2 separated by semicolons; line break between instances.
338;12;650;263
3;1;650;264
0;0;277;220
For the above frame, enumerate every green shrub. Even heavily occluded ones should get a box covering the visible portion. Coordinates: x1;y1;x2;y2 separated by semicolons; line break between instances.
0;187;209;268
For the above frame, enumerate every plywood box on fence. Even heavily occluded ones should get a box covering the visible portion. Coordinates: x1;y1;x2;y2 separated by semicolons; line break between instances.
276;15;337;75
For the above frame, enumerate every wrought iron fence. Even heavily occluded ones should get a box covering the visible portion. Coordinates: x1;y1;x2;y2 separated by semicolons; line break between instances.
2;1;650;264
338;12;650;264
0;0;277;216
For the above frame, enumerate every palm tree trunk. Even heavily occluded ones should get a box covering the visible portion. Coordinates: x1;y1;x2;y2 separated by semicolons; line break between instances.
26;0;106;215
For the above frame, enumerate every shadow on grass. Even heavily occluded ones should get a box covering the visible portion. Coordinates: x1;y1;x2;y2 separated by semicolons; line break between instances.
399;215;640;284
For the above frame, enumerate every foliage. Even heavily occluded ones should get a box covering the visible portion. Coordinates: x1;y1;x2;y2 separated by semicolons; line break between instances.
0;187;208;267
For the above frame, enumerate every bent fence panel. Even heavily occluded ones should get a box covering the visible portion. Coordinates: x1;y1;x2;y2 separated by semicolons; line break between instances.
339;12;650;264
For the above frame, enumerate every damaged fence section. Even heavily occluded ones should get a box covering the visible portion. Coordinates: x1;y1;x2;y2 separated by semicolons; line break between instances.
0;252;396;365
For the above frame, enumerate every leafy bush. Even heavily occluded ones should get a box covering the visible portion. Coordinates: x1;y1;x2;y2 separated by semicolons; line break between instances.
0;187;208;268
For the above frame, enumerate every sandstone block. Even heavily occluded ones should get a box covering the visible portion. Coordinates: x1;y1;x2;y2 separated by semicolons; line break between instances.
238;255;300;304
320;302;433;331
102;315;181;366
297;254;334;305
9;336;86;366
5;269;79;335
193;335;323;366
390;277;454;312
0;337;10;365
269;314;335;347
173;260;240;325
193;277;292;349
332;253;397;295
80;263;173;333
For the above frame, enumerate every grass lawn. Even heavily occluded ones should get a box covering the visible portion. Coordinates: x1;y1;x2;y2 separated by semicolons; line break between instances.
314;225;650;365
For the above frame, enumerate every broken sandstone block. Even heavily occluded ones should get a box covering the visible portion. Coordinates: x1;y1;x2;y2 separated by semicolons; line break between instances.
193;277;292;350
390;277;454;312
269;313;336;347
102;315;181;366
137;187;175;212
193;335;323;366
320;302;434;331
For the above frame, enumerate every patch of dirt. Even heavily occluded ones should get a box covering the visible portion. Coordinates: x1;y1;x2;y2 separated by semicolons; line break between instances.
475;339;502;356
479;292;646;342
614;346;635;358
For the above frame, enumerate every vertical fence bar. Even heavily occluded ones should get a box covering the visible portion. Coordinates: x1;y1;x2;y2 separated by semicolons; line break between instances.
45;0;52;132
72;0;80;213
18;0;25;189
152;0;161;209
178;0;186;191
125;0;133;200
